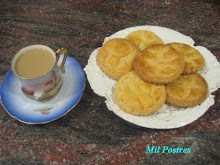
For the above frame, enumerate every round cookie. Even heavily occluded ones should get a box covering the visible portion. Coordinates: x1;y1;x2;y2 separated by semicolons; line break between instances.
114;71;166;116
133;44;185;84
97;38;141;80
168;42;205;74
125;30;164;50
166;73;208;107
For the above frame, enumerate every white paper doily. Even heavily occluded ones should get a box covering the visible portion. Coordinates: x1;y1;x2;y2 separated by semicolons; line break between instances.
84;25;220;129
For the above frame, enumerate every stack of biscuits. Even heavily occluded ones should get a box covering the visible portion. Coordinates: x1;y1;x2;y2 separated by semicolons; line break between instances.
97;30;208;116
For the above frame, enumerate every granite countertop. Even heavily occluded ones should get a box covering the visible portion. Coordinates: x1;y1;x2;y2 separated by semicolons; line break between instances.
0;0;219;164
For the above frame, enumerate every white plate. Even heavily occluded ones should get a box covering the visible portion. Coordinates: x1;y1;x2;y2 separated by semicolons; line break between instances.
84;25;220;129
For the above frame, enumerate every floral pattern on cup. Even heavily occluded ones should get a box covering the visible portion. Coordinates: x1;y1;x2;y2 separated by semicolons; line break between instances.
21;68;63;101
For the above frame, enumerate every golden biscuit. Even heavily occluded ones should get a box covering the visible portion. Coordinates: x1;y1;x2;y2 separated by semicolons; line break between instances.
169;43;205;74
97;38;141;80
114;71;166;116
133;44;184;84
166;73;208;107
125;30;164;50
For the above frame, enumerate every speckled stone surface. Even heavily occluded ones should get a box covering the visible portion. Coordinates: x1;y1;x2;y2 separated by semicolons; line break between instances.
0;0;219;164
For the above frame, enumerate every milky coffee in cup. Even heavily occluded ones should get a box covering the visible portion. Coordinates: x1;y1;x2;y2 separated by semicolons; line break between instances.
15;48;56;79
12;45;67;101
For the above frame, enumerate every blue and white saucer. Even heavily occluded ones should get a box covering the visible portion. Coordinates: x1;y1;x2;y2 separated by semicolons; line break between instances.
0;57;85;124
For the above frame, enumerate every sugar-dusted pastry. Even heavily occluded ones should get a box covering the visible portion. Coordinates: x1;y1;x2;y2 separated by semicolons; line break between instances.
97;38;141;80
125;30;164;50
133;44;184;84
166;73;208;107
168;43;205;74
114;71;166;116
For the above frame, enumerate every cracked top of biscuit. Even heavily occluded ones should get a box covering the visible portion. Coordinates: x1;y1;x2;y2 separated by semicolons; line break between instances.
114;71;166;116
166;73;208;107
133;44;184;84
169;42;205;74
97;38;140;80
125;30;164;50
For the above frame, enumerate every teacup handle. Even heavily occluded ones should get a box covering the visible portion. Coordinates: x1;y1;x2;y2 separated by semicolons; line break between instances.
55;48;67;73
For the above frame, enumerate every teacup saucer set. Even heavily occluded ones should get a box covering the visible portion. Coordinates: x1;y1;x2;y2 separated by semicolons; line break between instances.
1;25;220;128
0;46;85;124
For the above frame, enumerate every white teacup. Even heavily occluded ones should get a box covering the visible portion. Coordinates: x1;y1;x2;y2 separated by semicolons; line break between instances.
11;45;67;101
